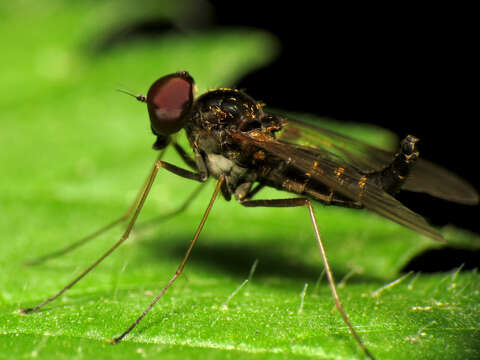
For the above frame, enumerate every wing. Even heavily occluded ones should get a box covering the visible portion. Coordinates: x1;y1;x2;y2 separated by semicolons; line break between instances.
233;130;445;241
276;114;479;205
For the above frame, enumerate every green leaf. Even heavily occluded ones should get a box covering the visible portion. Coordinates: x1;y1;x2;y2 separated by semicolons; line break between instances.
1;1;479;359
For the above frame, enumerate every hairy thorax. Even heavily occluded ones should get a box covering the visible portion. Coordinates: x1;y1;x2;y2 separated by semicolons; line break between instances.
184;88;280;200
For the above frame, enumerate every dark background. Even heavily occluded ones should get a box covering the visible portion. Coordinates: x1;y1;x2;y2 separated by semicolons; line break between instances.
205;2;479;235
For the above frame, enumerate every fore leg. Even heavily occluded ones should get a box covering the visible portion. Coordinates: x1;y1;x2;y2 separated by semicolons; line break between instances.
241;197;375;360
24;146;205;266
20;157;208;314
172;141;197;170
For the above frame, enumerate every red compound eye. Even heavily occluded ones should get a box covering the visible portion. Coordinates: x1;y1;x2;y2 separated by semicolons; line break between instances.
146;71;194;136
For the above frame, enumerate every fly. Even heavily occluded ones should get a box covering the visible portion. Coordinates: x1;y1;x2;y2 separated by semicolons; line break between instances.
20;71;479;360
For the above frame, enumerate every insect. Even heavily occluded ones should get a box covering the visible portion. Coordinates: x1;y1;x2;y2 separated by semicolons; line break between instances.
20;71;478;359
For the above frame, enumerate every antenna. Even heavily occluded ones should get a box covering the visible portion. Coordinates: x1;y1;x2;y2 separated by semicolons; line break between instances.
116;88;146;103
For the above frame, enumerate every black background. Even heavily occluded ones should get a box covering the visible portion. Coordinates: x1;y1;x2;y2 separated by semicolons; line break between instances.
205;2;479;237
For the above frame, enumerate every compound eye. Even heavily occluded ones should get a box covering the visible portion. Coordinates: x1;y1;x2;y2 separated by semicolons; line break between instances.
146;71;194;135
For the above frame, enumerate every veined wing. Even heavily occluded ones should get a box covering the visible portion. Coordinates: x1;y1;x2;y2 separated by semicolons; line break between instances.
276;114;479;205
232;130;445;242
